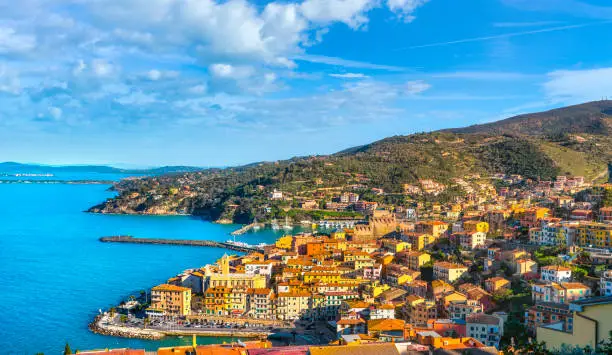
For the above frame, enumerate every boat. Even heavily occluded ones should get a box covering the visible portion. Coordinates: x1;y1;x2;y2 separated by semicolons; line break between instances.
282;216;292;230
252;218;261;231
271;219;280;231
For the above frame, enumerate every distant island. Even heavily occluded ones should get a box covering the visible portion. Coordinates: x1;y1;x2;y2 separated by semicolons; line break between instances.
88;100;612;224
0;162;204;176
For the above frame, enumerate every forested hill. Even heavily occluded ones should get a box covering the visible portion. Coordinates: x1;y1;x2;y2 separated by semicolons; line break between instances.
88;101;612;222
446;100;612;136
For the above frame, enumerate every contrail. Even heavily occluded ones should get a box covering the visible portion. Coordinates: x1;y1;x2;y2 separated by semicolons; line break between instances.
398;21;612;50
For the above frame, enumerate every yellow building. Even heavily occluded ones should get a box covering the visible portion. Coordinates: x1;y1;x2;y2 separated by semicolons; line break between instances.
433;262;468;283
575;222;612;249
463;220;489;233
303;272;341;283
275;235;293;250
150;284;192;317
330;231;347;240
399;251;431;271
415;221;449;238
537;296;612;351
381;239;411;253
275;290;311;320
403;232;436;251
204;286;231;315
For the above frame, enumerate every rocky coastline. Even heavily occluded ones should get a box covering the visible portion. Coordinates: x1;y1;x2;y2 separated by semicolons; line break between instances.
89;314;165;340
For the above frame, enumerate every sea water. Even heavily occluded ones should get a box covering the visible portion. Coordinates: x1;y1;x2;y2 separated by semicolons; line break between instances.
0;181;288;354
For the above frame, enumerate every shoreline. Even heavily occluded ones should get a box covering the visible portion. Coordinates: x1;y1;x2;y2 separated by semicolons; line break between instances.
89;315;270;340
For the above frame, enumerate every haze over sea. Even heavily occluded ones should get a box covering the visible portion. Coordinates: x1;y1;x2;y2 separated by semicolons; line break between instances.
0;171;284;354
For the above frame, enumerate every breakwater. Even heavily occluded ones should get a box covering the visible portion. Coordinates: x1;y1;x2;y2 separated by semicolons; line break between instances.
231;222;264;236
99;236;264;253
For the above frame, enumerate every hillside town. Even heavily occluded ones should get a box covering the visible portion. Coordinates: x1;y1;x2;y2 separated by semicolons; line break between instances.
91;172;612;355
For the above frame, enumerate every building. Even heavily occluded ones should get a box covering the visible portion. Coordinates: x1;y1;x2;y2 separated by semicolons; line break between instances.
513;258;538;276
415;221;449;238
575;222;612;249
540;265;572;283
244;260;275;278
247;288;275;319
454;231;487;250
396;251;431;271
466;313;504;348
521;207;550;228
484;277;511;293
531;282;592;304
463;220;489;234
204;286;231;315
149;284;192;317
537;296;612;351
402;232;435;251
526;302;572;335
433;262;468;283
448;299;483;321
601;270;612;296
369;304;396;320
405;297;437;326
600;206;612;223
275;290;311;320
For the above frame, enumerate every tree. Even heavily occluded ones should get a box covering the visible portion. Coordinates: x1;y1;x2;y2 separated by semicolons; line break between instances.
64;343;72;355
120;315;128;324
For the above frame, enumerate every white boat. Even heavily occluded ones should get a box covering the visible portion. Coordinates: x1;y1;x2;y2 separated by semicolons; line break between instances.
271;219;280;231
283;216;292;230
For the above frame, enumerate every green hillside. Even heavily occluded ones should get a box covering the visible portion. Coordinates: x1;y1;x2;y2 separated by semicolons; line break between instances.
88;101;612;222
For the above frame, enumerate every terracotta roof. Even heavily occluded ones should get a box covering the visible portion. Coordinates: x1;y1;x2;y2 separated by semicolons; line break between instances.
152;284;191;292
367;318;406;331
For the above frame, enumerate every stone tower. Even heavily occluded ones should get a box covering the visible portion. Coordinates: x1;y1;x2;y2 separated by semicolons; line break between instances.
219;253;230;275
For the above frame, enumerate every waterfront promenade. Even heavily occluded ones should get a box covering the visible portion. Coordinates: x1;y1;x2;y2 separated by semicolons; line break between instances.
99;236;264;253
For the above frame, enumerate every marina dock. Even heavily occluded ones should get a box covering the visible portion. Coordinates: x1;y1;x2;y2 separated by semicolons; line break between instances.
99;236;264;253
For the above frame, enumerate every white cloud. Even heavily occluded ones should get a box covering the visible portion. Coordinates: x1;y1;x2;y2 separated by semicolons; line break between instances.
404;80;431;94
0;27;37;55
300;0;376;28
48;106;62;120
543;67;612;102
329;73;368;79
91;59;116;77
387;0;429;22
294;54;406;71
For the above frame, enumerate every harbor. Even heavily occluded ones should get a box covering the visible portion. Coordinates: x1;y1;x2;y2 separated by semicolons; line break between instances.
99;236;266;253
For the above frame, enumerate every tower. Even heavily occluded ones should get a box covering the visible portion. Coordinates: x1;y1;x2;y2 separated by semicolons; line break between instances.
219;253;230;275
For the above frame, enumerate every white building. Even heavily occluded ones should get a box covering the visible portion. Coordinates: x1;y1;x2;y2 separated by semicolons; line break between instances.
369;304;395;320
540;265;572;283
244;261;274;278
601;270;612;296
466;313;504;348
269;189;283;200
458;231;487;249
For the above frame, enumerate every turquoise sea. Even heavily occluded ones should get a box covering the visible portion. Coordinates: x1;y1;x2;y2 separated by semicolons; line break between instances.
0;177;288;354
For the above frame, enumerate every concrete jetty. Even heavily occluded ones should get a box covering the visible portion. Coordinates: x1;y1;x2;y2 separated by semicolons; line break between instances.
99;236;264;253
231;222;264;236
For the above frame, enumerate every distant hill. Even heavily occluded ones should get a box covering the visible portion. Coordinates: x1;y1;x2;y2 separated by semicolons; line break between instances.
88;101;612;222
446;100;612;136
0;162;203;175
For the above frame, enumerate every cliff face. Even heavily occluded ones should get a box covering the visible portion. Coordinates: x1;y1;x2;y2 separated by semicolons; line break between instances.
88;101;612;221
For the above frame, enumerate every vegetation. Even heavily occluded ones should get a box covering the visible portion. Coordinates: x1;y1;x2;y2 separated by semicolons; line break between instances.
64;343;72;355
88;102;612;223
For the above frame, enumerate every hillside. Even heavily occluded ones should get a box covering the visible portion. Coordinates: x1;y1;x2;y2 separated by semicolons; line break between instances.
88;101;612;222
447;100;612;136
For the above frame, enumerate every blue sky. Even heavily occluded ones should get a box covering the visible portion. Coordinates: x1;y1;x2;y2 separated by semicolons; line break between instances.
1;0;612;167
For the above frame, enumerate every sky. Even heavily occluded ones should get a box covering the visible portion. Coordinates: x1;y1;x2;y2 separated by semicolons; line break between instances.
1;0;612;167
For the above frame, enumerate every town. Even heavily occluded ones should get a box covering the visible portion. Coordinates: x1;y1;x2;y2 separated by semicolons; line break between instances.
87;171;612;355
